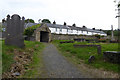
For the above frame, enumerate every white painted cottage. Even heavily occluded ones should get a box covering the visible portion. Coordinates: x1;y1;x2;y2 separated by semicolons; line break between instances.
25;22;107;36
45;23;107;36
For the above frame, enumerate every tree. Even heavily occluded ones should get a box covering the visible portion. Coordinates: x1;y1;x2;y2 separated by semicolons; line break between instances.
25;19;35;23
2;18;6;23
42;19;51;23
114;30;119;36
95;34;101;39
106;30;111;35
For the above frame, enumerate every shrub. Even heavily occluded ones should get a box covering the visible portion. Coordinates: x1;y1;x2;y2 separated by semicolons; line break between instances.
98;39;107;42
24;24;41;37
94;34;101;39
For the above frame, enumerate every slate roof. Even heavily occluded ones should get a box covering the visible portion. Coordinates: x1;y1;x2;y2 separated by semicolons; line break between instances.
68;26;78;30
24;23;38;28
1;22;106;34
45;23;106;34
45;23;69;29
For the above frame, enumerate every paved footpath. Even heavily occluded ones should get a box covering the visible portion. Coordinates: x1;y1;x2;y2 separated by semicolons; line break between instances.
42;43;87;78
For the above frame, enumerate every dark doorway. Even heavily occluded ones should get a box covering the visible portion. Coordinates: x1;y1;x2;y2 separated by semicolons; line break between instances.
40;31;49;42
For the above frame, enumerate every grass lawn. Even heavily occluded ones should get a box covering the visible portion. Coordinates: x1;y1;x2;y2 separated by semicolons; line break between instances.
2;40;17;73
2;40;45;78
0;40;2;78
52;40;119;73
21;41;46;78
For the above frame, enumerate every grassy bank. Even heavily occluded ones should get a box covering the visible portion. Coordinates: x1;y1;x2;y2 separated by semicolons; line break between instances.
22;41;46;78
52;40;119;73
2;40;45;78
2;40;17;73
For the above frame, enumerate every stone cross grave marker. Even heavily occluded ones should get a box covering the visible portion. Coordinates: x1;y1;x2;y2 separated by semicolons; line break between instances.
5;14;25;48
111;25;115;41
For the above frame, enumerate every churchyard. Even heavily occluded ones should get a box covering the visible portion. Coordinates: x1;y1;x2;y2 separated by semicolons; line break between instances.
2;39;119;78
1;14;120;78
2;40;45;78
52;40;119;73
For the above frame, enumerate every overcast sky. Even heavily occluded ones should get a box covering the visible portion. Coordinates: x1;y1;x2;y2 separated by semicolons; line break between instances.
0;0;118;30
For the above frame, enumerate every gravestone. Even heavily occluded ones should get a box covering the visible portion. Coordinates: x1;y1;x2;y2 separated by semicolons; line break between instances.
5;14;25;48
103;51;120;64
88;55;95;63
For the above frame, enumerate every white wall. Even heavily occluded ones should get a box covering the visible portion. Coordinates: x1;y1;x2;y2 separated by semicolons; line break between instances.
61;29;67;34
82;31;87;35
87;32;92;35
49;27;55;33
71;30;77;35
100;34;107;36
49;27;107;36
54;28;60;34
78;30;82;35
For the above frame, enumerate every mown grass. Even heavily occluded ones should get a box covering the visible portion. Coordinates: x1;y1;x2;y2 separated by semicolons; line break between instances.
52;40;119;73
2;40;45;78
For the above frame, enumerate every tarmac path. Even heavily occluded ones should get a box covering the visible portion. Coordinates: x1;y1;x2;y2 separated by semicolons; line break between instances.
42;43;87;78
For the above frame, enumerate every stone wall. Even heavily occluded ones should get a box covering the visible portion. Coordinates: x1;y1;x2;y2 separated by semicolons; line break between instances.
51;33;97;40
103;51;120;64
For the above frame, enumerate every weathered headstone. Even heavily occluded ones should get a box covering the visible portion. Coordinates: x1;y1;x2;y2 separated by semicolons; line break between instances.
88;55;95;63
103;51;120;64
5;14;25;48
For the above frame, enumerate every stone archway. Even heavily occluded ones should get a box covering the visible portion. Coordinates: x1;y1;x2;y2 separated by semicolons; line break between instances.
34;24;51;42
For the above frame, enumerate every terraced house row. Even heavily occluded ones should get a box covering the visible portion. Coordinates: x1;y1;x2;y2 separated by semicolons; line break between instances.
25;22;107;36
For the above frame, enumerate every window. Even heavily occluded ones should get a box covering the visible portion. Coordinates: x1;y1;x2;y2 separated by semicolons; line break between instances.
67;29;68;32
60;28;62;32
77;30;78;33
71;29;73;33
56;28;57;32
87;31;88;34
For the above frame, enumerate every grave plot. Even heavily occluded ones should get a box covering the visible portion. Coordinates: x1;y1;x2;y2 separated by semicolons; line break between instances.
53;40;119;75
60;41;74;44
73;44;101;54
103;51;120;64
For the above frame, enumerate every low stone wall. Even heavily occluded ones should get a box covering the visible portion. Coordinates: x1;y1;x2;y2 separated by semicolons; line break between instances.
24;33;99;42
73;44;101;54
51;34;96;40
60;41;74;44
24;36;35;41
103;51;120;64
